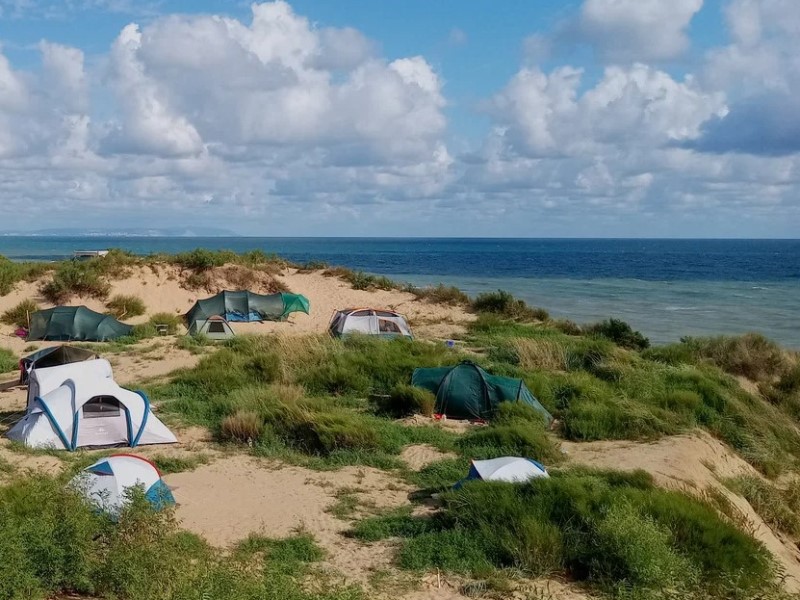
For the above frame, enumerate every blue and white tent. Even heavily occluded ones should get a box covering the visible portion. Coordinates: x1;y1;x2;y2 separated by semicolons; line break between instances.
71;455;175;516
455;457;549;488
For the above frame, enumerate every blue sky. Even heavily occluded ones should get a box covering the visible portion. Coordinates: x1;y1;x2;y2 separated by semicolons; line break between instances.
0;0;797;237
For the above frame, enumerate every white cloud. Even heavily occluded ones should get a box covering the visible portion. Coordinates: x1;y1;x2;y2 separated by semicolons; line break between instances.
579;0;703;62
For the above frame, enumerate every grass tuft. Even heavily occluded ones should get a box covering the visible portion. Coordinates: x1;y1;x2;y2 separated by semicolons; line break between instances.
1;298;40;328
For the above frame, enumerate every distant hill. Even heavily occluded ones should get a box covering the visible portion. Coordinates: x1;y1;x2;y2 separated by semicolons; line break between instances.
1;227;240;237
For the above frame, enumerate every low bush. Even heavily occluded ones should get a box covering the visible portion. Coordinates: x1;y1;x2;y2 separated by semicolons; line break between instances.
408;284;470;306
585;318;650;350
354;469;777;598
0;475;351;600
40;260;110;303
220;410;265;442
0;298;39;328
105;294;146;319
174;248;230;271
0;348;17;373
374;384;436;418
148;312;183;335
0;257;51;296
471;290;549;322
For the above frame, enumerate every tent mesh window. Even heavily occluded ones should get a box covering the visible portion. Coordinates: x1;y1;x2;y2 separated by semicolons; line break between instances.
83;396;122;418
208;321;226;333
379;319;402;333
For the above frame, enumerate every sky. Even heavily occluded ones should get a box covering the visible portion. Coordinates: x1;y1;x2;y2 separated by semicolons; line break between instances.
0;0;798;237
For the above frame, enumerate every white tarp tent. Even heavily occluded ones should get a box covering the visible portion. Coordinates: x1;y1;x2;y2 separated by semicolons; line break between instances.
8;362;176;451
458;457;549;487
328;308;413;338
71;455;175;517
27;358;113;408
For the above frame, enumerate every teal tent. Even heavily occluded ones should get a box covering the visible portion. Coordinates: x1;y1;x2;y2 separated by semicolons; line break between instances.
28;306;133;342
185;290;309;331
411;361;553;422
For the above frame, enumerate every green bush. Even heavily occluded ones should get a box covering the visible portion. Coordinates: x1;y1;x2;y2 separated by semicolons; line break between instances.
0;257;50;296
408;284;470;306
374;384;436;417
585;318;650;350
0;348;17;373
1;298;39;327
40;260;110;303
105;294;146;319
471;290;549;321
148;312;183;335
355;469;776;598
174;248;229;271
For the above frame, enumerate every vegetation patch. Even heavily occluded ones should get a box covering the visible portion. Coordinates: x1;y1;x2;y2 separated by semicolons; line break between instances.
40;260;111;303
0;298;40;328
0;475;357;600
0;347;17;373
353;469;777;599
725;475;800;539
471;290;549;322
105;294;147;319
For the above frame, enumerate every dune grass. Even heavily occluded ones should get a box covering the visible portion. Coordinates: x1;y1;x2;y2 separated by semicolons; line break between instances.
0;298;39;328
0;475;360;600
105;294;147;319
352;468;778;599
471;289;549;321
0;256;51;296
0;348;17;373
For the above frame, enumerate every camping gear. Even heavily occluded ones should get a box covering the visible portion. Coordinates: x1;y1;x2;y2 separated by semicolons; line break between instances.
185;290;309;331
71;455;175;517
19;345;98;385
455;457;549;488
188;315;235;340
8;361;177;451
411;361;552;421
328;308;413;338
28;306;133;342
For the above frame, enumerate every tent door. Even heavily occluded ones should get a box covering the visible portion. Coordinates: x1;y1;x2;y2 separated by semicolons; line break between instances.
76;397;129;447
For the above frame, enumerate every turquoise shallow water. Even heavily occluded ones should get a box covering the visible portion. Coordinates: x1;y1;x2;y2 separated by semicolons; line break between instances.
0;237;797;346
396;275;799;347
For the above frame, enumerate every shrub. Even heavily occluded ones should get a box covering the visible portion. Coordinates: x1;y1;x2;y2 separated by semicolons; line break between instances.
585;318;650;350
40;261;110;303
375;384;436;417
1;298;39;327
408;284;470;306
356;469;776;597
0;348;17;373
471;290;549;322
148;312;183;335
458;414;562;465
220;410;265;442
174;248;228;271
105;294;146;319
0;258;50;296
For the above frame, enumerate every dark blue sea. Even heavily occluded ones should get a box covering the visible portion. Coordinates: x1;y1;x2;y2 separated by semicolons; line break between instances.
1;237;798;346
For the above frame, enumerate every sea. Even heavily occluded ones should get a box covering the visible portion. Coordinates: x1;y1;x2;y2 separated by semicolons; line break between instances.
1;237;798;347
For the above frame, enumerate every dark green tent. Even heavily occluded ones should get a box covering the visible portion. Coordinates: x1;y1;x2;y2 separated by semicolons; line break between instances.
28;306;133;342
185;290;309;331
411;361;553;422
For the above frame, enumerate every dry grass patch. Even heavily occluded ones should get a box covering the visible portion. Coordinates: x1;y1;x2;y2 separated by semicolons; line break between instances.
511;338;568;371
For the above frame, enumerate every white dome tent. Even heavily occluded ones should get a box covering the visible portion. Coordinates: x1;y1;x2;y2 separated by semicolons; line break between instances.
71;455;175;517
8;362;176;451
455;457;549;488
27;358;113;408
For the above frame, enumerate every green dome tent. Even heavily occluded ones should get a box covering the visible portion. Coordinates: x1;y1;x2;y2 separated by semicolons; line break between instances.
411;361;553;422
185;290;309;331
28;306;133;342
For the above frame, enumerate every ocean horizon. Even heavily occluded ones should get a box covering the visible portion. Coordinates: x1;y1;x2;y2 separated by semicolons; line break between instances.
1;236;798;347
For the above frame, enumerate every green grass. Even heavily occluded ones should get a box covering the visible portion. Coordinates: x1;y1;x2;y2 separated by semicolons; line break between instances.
40;259;111;304
725;475;800;539
0;257;50;296
150;454;210;474
0;475;361;600
0;298;40;328
353;468;778;599
105;294;147;318
0;348;17;373
471;290;549;321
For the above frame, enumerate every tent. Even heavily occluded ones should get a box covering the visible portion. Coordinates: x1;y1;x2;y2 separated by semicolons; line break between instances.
455;457;549;488
328;308;413;338
185;290;309;330
8;361;177;451
28;306;133;342
411;361;552;421
27;358;113;408
188;315;235;340
19;345;98;385
71;455;175;517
